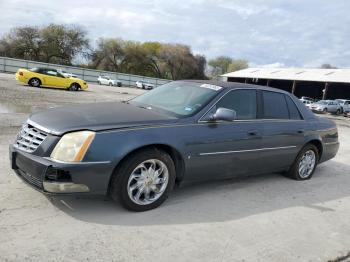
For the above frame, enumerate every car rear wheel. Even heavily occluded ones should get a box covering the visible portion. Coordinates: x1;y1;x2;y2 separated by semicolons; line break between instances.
29;78;41;87
323;108;327;113
109;82;113;86
336;109;341;115
109;148;176;211
287;144;318;180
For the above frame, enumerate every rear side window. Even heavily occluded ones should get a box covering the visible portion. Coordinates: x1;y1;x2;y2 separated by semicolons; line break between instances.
262;91;289;119
215;89;257;120
285;95;302;120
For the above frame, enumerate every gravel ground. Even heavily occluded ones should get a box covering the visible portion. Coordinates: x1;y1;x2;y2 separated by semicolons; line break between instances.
1;72;350;262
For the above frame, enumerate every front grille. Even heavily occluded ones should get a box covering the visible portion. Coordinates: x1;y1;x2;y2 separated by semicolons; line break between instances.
17;169;43;189
14;123;47;153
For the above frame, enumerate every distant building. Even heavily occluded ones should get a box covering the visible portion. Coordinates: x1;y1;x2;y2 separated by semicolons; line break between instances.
222;68;350;99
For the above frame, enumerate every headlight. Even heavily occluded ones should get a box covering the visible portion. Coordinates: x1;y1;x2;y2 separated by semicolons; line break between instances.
51;131;95;162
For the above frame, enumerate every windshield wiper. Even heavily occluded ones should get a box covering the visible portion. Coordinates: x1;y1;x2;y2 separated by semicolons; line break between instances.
137;105;152;110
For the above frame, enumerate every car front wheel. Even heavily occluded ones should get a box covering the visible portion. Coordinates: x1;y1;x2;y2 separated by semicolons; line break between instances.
69;83;79;91
110;148;176;211
288;144;318;180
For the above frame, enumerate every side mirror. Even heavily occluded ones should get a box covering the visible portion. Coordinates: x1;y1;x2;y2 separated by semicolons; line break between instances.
210;107;236;122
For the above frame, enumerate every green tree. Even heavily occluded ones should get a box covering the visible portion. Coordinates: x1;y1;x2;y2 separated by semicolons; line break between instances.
0;26;41;60
0;24;89;65
91;38;126;71
40;24;89;64
320;63;337;69
208;56;248;77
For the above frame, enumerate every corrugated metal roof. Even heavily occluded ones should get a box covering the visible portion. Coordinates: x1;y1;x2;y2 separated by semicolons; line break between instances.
222;68;350;83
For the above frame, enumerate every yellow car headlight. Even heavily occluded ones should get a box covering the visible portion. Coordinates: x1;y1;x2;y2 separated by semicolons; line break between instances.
50;131;95;162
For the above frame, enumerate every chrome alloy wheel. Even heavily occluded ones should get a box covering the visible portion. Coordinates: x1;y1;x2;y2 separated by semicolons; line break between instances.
298;150;316;178
127;159;169;205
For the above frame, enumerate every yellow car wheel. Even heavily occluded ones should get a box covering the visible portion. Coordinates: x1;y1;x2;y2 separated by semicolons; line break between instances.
68;83;80;91
29;78;41;88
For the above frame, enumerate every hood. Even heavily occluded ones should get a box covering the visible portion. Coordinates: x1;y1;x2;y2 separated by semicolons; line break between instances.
29;102;178;135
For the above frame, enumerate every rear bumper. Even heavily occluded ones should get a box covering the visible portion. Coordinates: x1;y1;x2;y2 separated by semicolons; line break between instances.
9;145;113;195
320;141;340;163
15;73;28;83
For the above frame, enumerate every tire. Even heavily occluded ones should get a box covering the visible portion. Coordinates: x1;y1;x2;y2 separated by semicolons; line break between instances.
336;109;341;115
323;108;327;113
287;144;319;180
117;82;122;87
28;78;41;87
109;82;113;86
109;148;176;211
98;81;101;85
69;83;79;91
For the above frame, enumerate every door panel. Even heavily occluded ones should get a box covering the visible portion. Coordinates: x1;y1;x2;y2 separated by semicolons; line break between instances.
185;122;263;181
185;88;263;181
259;91;305;172
259;120;305;172
42;70;68;88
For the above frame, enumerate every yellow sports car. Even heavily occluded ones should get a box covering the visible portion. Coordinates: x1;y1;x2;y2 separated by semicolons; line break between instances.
15;67;88;91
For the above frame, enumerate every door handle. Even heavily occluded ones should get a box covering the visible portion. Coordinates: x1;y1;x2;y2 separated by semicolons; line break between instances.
297;129;304;134
247;130;259;136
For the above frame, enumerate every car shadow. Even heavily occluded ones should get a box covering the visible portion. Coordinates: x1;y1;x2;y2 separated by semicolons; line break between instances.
24;84;87;92
47;159;350;226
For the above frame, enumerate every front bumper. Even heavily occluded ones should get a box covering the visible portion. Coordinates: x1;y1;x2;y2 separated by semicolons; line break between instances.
9;145;113;195
311;108;324;113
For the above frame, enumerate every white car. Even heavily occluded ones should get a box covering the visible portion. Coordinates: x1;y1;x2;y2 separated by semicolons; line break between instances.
310;100;341;114
98;75;122;87
335;99;350;114
300;96;313;102
301;99;313;109
136;81;154;90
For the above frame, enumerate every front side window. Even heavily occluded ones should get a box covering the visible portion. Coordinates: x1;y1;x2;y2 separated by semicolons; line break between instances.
45;70;58;76
262;91;289;119
212;89;257;120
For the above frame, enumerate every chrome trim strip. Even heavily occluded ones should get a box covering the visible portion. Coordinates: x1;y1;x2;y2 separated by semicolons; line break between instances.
323;141;339;146
27;119;60;136
199;145;297;156
43;181;90;193
198;119;305;123
197;88;305;123
44;157;111;165
99;119;306;134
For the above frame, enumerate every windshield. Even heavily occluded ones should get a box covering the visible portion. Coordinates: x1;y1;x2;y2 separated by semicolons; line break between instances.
29;67;40;72
130;81;222;117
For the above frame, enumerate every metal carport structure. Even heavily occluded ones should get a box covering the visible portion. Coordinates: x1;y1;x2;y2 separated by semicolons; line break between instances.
222;68;350;100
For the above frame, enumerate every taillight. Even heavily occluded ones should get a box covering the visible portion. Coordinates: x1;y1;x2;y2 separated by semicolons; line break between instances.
19;71;23;76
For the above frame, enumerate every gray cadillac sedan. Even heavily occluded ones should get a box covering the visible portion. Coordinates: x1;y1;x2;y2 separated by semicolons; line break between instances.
9;80;339;211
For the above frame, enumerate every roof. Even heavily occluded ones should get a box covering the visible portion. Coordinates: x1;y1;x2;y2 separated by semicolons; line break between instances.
222;68;350;84
181;79;290;93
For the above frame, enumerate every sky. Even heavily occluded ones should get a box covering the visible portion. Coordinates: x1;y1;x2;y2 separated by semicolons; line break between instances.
1;0;350;68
